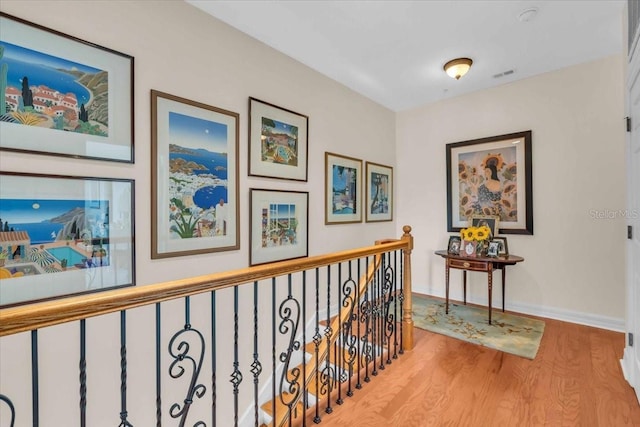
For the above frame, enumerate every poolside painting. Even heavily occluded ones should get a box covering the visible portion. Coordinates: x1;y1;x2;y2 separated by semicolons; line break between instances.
0;40;108;136
0;198;110;280
260;116;298;166
167;111;229;240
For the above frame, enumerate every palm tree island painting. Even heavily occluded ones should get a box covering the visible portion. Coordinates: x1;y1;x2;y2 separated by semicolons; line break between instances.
0;40;108;136
0;199;110;280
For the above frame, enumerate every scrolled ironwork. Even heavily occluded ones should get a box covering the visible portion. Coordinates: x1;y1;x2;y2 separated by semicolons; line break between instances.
168;325;207;427
277;296;302;410
0;394;15;427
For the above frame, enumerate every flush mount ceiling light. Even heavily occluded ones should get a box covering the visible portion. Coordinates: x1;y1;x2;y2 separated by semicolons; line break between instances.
444;58;473;80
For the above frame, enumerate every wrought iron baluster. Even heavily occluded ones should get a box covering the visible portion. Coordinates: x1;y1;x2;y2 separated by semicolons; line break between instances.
156;303;162;427
371;261;379;377
382;251;395;366
355;258;363;390
322;265;334;414
278;274;301;424
271;278;277;424
0;394;15;427
399;250;405;355
119;311;133;427
211;291;217;427
341;260;358;398
360;257;372;383
31;330;39;427
336;264;343;406
231;286;243;427
392;250;399;360
168;296;206;427
313;268;322;424
302;271;307;427
79;319;87;427
251;281;262;427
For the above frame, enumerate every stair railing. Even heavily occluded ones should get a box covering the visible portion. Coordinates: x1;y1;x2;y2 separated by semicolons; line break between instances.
0;226;413;427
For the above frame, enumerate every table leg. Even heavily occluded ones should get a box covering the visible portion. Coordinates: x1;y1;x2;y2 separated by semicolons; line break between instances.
445;262;450;314
502;267;506;312
488;263;493;325
463;270;467;305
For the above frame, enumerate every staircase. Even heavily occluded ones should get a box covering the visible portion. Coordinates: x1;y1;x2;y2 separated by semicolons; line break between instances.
259;251;404;426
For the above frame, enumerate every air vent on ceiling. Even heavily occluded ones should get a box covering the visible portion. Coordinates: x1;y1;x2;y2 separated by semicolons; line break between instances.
493;69;515;79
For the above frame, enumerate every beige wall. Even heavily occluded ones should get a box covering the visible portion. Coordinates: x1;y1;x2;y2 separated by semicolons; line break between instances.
0;0;397;287
397;55;627;328
0;1;397;425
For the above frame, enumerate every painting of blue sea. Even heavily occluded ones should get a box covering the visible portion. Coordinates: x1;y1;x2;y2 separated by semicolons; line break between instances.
0;40;108;136
167;111;229;239
0;198;110;280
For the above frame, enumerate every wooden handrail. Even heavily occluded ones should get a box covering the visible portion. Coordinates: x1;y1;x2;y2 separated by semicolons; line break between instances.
0;238;410;337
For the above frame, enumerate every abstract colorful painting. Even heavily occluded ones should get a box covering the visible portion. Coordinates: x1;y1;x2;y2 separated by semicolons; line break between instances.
325;152;362;224
365;162;393;222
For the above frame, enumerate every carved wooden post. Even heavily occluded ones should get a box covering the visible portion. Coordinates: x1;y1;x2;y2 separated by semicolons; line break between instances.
401;225;414;351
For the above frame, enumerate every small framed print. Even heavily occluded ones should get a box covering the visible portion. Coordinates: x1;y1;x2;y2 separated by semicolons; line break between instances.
492;236;509;256
447;236;461;254
487;241;500;257
365;161;393;222
248;97;308;181
250;189;308;266
460;240;477;258
325;152;362;224
470;215;499;238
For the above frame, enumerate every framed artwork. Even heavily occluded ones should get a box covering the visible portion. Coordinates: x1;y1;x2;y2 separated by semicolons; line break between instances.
446;130;533;235
447;235;461;254
365;161;393;222
151;90;239;259
325;152;363;224
249;189;308;266
248;97;308;181
492;236;509;256
470;214;499;238
0;12;134;163
487;241;500;257
0;171;135;308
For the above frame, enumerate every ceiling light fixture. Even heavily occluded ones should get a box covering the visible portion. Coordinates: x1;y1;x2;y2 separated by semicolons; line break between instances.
444;58;473;80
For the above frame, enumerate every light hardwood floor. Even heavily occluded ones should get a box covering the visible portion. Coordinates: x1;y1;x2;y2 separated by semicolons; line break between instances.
305;303;640;426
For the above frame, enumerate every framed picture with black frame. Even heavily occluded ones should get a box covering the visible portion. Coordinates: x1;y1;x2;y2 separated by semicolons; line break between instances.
446;130;533;235
248;97;308;181
0;12;134;163
0;171;135;308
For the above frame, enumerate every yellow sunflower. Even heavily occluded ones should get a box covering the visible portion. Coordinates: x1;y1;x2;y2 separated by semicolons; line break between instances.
477;225;491;241
461;227;476;241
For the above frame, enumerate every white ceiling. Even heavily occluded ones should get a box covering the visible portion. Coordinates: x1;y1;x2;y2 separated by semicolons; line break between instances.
187;0;626;112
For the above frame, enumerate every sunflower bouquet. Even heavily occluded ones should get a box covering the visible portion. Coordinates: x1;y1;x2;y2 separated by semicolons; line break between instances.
459;225;492;256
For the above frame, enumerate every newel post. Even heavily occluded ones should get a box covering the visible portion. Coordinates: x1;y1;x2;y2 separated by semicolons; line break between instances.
401;225;414;351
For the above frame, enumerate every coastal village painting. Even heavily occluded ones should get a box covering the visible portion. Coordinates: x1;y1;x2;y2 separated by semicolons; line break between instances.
0;199;110;280
260;116;298;166
167;111;229;240
0;40;108;136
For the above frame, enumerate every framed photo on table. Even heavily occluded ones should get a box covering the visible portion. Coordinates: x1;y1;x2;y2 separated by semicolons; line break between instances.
0;171;135;308
249;189;308;266
447;235;461;254
470;214;499;238
491;236;509;256
365;161;393;222
446;130;533;235
325;152;363;224
0;12;134;163
248;97;308;181
151;90;239;259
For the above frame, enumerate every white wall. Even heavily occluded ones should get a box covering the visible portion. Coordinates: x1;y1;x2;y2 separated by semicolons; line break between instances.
0;1;397;426
397;55;627;329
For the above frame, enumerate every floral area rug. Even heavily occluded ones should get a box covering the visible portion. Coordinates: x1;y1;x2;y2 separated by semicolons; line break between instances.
412;294;545;359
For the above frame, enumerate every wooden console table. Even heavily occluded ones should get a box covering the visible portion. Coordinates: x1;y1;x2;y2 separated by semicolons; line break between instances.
434;250;524;324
